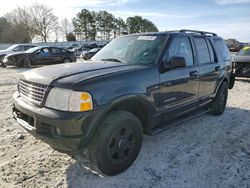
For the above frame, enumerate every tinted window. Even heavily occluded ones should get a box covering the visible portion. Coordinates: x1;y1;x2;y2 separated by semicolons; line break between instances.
13;45;25;51
206;39;216;62
194;37;210;65
50;48;62;53
167;36;193;66
24;46;34;50
214;39;231;61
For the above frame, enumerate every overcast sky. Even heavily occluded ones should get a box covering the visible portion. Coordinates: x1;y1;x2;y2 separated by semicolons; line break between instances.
0;0;250;42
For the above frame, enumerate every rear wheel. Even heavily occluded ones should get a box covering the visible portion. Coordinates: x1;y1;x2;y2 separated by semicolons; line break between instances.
63;58;71;63
209;82;228;116
87;111;143;176
23;58;31;68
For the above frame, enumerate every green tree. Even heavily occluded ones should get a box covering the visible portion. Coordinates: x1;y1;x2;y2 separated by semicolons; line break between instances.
113;17;127;38
73;9;96;40
96;10;115;40
66;32;76;41
126;16;158;34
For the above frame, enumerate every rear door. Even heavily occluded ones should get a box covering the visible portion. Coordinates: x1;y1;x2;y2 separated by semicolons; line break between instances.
50;48;63;63
159;35;199;123
192;36;220;104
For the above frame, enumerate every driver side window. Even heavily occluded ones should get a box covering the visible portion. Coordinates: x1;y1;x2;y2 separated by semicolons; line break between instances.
167;36;194;67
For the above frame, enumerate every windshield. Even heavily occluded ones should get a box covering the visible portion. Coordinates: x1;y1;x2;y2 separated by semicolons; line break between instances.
5;45;18;51
25;47;41;53
237;47;250;56
92;35;167;65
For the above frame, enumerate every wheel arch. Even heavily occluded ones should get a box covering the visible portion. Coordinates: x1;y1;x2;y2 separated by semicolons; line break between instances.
86;95;155;138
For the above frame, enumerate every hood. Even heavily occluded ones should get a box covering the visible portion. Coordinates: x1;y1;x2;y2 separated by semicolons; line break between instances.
20;61;145;86
233;56;250;63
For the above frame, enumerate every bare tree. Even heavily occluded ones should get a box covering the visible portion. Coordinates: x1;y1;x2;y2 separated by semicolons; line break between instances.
4;7;34;42
29;3;58;42
60;18;73;41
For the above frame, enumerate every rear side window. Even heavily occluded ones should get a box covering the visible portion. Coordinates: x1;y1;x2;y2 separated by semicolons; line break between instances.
214;39;231;61
193;37;210;65
206;39;216;62
50;48;62;53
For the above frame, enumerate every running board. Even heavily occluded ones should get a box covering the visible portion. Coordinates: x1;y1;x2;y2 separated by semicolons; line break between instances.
145;108;209;136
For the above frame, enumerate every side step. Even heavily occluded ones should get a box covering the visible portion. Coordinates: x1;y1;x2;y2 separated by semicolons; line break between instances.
145;108;209;136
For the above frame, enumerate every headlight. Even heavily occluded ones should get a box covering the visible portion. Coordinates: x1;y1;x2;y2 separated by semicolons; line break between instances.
45;88;93;112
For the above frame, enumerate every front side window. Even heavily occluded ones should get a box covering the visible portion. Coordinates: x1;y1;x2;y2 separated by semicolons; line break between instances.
92;35;167;65
194;37;210;65
167;36;194;67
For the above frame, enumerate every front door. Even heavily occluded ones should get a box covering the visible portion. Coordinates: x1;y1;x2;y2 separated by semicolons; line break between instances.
160;36;199;123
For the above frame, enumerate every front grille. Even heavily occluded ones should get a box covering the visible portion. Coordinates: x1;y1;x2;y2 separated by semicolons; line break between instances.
19;79;48;105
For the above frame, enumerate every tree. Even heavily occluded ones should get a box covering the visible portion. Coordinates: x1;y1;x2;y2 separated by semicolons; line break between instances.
4;7;34;42
29;3;59;42
66;32;76;41
60;18;73;41
0;17;31;43
96;11;115;40
126;16;158;34
73;9;96;40
113;17;127;38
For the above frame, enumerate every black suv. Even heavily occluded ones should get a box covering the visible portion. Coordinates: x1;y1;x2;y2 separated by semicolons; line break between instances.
13;30;235;176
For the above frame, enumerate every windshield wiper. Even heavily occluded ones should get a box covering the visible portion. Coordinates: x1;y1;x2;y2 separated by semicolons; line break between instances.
101;58;125;63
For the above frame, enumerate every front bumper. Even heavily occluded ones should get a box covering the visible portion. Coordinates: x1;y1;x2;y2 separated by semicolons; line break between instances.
2;58;16;66
13;92;96;154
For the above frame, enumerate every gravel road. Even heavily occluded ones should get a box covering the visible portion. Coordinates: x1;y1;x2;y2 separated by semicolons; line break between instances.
0;66;250;188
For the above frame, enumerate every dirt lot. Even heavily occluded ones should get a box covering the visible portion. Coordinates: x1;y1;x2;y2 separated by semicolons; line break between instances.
0;66;250;188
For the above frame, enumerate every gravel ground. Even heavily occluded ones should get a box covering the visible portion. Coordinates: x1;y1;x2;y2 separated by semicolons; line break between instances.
0;66;250;188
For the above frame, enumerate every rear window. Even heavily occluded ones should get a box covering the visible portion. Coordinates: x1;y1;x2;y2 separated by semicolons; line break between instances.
214;39;231;61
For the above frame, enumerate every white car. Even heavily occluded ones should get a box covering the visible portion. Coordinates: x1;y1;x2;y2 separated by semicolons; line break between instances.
0;44;36;67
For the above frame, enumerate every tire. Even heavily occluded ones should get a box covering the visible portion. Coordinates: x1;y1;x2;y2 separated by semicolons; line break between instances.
87;111;143;176
1;62;6;68
63;58;71;63
23;58;31;68
209;81;228;116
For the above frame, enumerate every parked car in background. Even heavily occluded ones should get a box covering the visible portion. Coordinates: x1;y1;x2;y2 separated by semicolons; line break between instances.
0;44;36;67
233;46;250;77
80;48;100;60
2;46;76;68
73;45;90;56
65;44;80;50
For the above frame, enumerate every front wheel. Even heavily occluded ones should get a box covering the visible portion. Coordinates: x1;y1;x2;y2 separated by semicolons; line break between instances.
209;82;228;116
87;111;143;176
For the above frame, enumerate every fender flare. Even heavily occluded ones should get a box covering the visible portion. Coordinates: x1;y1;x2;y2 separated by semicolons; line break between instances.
85;94;155;138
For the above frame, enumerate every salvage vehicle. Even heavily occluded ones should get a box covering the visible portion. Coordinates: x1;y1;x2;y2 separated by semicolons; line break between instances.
2;46;76;68
0;44;36;67
233;46;250;77
12;30;235;176
80;48;101;60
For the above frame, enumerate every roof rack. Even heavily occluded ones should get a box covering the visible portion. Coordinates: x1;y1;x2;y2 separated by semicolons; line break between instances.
180;29;217;36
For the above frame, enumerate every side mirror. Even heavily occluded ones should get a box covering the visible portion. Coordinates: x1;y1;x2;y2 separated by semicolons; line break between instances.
163;56;186;69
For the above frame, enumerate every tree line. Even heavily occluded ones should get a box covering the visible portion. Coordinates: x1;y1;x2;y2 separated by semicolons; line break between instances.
0;4;158;43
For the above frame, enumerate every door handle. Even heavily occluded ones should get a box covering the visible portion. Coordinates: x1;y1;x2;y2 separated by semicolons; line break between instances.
215;66;221;71
190;71;198;78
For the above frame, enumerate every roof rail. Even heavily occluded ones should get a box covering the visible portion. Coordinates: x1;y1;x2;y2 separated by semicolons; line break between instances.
180;29;217;36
